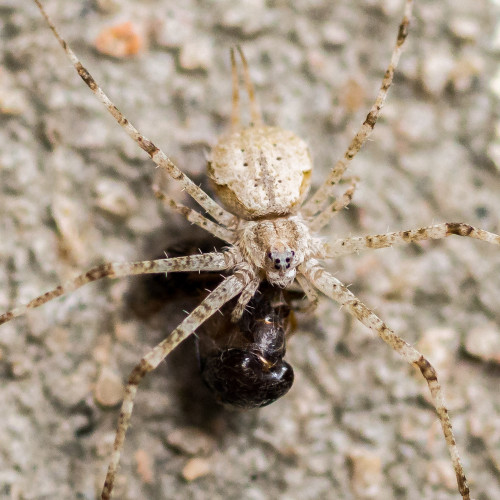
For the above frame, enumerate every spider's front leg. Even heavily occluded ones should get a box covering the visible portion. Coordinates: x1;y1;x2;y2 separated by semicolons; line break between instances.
0;251;239;326
299;260;471;500
323;222;500;258
101;270;251;500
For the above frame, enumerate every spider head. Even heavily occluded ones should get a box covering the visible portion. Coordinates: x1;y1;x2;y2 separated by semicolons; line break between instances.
265;248;297;288
239;218;308;287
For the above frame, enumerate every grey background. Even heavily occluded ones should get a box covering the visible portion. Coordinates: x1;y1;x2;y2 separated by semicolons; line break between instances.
1;0;500;499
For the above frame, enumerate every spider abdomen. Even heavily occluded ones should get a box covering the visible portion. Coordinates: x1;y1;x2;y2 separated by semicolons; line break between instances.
209;125;312;219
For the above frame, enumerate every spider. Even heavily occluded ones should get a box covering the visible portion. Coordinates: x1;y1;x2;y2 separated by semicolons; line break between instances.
0;2;498;498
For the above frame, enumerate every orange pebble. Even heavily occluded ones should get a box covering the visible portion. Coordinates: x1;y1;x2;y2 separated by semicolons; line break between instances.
94;21;143;58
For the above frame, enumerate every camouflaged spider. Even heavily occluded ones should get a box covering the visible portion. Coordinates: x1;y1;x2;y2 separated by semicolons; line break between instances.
2;1;500;499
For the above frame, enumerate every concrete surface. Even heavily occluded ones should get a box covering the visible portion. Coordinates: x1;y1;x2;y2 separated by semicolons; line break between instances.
1;0;500;499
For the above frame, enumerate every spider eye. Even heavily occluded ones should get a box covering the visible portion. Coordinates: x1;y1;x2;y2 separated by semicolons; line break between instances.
267;249;296;275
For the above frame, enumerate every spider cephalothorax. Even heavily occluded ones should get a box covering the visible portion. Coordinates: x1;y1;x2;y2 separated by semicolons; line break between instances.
235;217;320;288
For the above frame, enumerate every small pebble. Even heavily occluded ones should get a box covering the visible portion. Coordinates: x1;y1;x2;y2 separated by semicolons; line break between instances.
182;457;211;482
348;448;383;499
94;367;124;407
95;22;144;58
9;354;32;378
464;324;500;364
166;427;216;456
426;459;457;492
135;449;154;484
94;178;138;218
450;18;480;42
179;41;213;71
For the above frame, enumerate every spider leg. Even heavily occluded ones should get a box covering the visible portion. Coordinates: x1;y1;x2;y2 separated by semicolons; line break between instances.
322;222;500;258
229;46;263;131
299;260;471;500
101;271;250;500
295;273;319;314
32;0;237;228
230;48;241;131
308;176;359;233
302;0;413;217
230;276;261;322
152;184;237;243
236;46;263;127
0;252;240;326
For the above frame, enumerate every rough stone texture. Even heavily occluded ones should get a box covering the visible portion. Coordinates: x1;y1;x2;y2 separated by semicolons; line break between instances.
1;1;500;499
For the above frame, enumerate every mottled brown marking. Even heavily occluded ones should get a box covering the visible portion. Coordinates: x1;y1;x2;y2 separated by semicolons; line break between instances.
414;356;438;382
397;18;410;46
128;360;152;385
75;63;98;91
132;261;153;273
446;222;473;237
457;476;471;498
30;287;62;307
102;481;112;500
178;202;191;219
138;137;159;157
0;311;14;325
85;264;113;281
381;68;393;90
365;110;377;128
169;167;183;180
